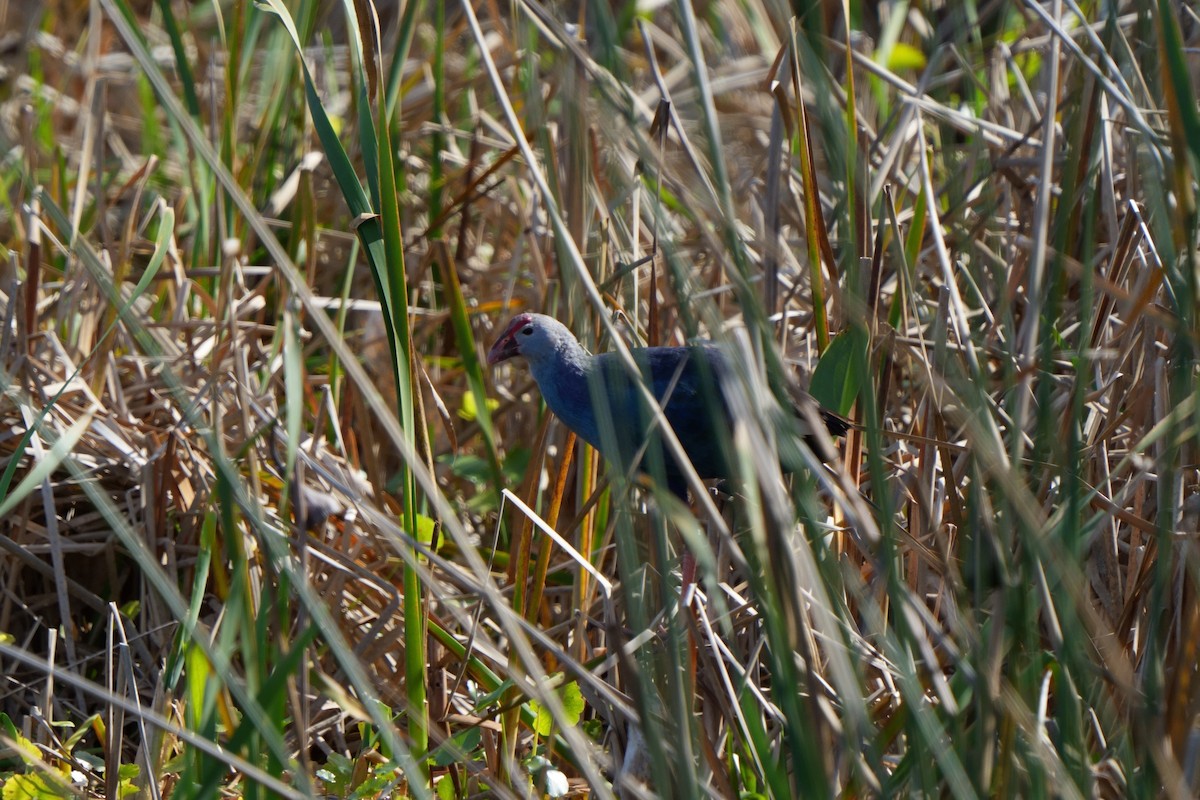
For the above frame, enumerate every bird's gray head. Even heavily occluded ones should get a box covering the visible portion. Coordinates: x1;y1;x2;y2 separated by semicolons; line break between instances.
487;313;579;368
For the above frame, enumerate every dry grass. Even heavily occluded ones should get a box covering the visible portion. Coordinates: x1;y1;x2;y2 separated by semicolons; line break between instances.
1;0;1199;798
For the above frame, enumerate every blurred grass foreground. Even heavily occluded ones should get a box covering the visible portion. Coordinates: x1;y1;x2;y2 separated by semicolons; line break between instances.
1;0;1199;798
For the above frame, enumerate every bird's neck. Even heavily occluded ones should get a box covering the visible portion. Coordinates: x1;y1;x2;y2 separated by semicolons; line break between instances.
529;342;601;446
531;339;590;381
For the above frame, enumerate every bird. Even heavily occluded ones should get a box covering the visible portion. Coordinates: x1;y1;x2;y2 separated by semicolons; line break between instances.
486;312;848;499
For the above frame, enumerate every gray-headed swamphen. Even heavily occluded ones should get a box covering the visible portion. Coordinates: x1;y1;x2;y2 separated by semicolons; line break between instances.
487;312;847;499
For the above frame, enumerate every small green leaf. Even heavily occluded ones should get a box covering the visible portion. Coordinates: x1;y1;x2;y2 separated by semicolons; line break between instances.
529;681;584;737
117;762;141;798
473;679;516;711
0;713;41;768
458;387;499;421
415;514;436;546
501;448;532;485
317;752;353;795
445;454;490;484
885;42;926;71
582;718;605;741
531;700;553;737
62;714;99;752
429;727;483;767
559;681;584;722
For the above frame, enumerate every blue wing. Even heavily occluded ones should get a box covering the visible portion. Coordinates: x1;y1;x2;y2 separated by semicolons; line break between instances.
590;346;732;492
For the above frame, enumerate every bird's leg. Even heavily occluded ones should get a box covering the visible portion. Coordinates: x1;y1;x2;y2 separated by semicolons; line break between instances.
679;548;697;607
665;482;698;608
680;492;701;718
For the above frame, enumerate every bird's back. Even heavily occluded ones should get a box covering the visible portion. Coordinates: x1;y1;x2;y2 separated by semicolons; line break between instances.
589;345;732;492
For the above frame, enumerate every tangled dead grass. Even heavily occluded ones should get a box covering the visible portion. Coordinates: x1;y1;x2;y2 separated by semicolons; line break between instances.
1;1;1199;798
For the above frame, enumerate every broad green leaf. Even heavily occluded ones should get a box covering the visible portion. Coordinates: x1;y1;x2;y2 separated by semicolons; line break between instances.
2;773;62;799
530;681;584;737
809;327;868;416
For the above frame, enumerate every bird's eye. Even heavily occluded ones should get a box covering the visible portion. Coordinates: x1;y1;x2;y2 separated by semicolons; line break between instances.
521;326;534;336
